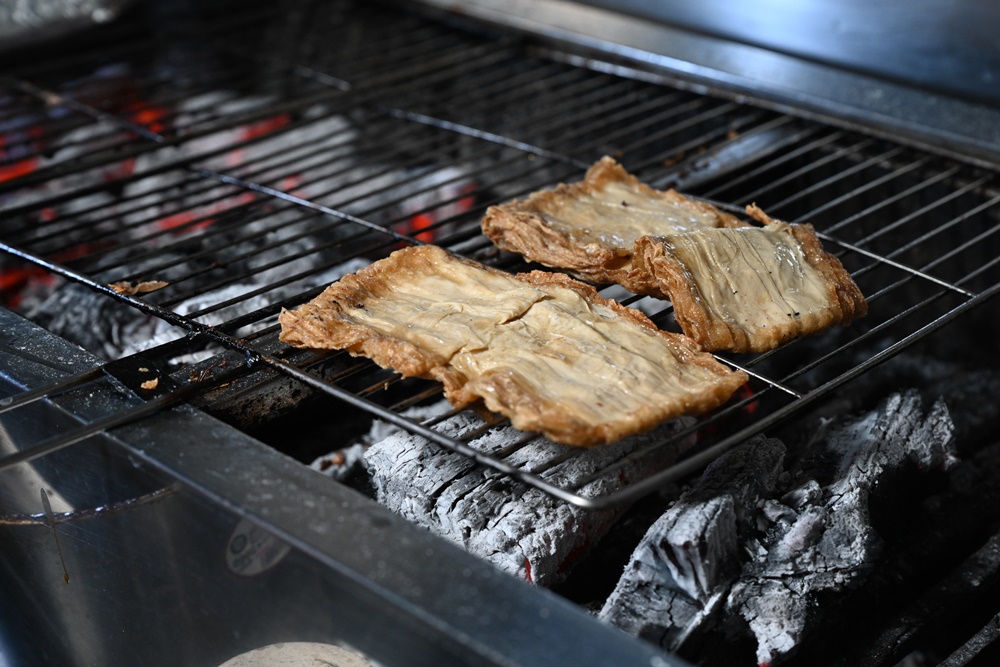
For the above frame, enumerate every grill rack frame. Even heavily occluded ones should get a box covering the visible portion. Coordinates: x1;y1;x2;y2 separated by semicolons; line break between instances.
2;0;1000;509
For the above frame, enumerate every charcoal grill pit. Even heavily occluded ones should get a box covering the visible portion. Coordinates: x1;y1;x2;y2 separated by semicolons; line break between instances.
3;1;1000;665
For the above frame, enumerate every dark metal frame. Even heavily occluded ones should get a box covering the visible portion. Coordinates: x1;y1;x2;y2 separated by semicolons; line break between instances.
0;307;679;666
1;0;999;510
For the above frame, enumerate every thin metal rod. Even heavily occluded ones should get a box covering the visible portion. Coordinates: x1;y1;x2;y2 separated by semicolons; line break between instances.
198;168;422;244
938;613;1000;667
760;144;907;215
0;367;104;416
818;232;976;297
701;129;847;199
0;484;178;526
820;165;970;237
787;154;931;224
385;108;589;169
580;280;1000;509
734;136;877;205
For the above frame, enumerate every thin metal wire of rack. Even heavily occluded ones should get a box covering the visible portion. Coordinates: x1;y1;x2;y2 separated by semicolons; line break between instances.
1;0;1000;508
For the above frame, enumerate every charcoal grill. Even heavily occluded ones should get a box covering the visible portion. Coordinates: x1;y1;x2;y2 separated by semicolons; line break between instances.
3;1;1000;665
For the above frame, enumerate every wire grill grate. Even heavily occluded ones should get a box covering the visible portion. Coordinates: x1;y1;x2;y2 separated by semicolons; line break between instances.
1;0;999;508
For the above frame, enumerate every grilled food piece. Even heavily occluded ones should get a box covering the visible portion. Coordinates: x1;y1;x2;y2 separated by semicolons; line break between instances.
635;206;867;353
481;157;867;352
481;156;748;298
279;245;747;447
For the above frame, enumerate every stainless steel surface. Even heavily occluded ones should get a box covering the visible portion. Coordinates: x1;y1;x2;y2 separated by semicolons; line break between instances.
0;0;998;511
0;306;679;666
420;0;1000;167
1;1;1000;665
577;0;1000;105
0;0;130;49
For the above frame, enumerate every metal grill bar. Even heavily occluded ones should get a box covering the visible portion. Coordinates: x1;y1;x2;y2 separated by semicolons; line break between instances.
2;0;1000;510
817;233;975;298
723;136;879;204
700;129;848;198
35;66;752;318
820;165;969;236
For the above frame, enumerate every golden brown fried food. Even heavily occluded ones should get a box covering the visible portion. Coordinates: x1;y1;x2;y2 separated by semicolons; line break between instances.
635;208;867;353
481;157;866;352
279;245;747;446
481;156;747;298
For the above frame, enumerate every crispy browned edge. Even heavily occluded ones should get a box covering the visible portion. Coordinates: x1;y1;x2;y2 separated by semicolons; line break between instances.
279;244;748;447
747;204;868;326
636;207;868;353
481;156;747;297
278;245;464;388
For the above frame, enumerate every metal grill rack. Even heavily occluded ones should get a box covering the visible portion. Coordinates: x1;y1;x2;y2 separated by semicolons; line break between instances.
2;0;999;510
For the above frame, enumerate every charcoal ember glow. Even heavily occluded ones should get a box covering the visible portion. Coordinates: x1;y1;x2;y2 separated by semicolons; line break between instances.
599;391;957;665
365;403;696;587
122;99;357;239
4;117;132;204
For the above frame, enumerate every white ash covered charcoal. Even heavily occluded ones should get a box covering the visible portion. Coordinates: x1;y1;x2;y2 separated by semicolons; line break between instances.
729;391;955;666
365;404;695;587
598;391;957;666
25;250;191;360
598;435;786;649
309;443;367;481
28;250;368;363
119;257;371;365
310;402;451;481
924;368;1000;453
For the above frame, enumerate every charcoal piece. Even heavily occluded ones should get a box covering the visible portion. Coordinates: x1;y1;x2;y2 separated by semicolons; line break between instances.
597;391;957;664
598;435;786;648
729;391;956;666
27;251;367;362
309;443;368;481
927;369;1000;454
309;403;453;482
365;404;695;587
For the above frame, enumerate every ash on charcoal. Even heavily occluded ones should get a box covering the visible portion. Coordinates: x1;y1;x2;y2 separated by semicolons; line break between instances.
27;249;367;363
310;402;452;483
732;392;955;666
120;257;371;365
365;402;695;587
924;369;1000;455
598;435;785;649
26;250;191;360
309;444;368;482
599;391;957;666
